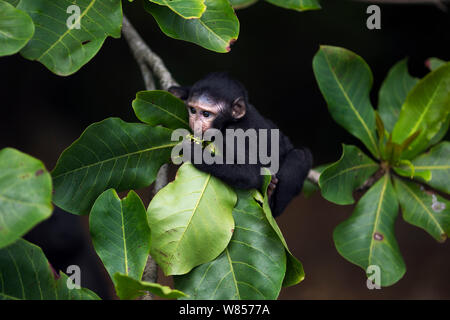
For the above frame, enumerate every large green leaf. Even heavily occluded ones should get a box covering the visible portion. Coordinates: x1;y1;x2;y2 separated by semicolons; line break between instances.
3;0;20;6
0;148;52;249
114;273;186;300
90;189;150;285
378;59;419;133
259;173;304;287
333;174;406;286
132;90;190;130
148;163;236;275
144;0;239;53
391;63;450;159
0;239;100;300
404;141;450;194
174;189;286;299
313;46;379;158
394;178;449;242
265;0;320;11
18;0;122;76
0;0;34;57
52;118;176;215
319;145;379;205
149;0;206;18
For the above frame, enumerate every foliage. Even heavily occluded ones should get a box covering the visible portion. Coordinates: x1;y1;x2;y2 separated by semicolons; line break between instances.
313;46;450;286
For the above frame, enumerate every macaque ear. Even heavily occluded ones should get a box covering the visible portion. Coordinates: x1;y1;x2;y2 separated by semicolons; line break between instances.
231;97;246;119
168;86;190;100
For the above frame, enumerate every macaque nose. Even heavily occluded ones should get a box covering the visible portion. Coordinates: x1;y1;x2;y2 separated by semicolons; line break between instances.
193;121;203;137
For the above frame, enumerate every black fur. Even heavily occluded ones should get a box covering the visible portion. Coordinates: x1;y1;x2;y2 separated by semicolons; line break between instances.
169;72;312;217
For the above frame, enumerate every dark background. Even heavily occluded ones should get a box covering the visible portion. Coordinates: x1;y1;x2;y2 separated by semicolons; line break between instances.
0;0;449;299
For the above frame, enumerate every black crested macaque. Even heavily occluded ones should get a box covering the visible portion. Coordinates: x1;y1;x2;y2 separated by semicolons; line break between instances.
169;72;312;217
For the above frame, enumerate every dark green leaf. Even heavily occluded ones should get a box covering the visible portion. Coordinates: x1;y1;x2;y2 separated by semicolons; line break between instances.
313;46;379;158
0;148;52;249
90;190;150;285
174;189;286;299
0;239;100;300
148;163;236;275
265;0;320;11
394;178;449;242
333;174;406;286
378;59;419;133
114;273;186;299
409;141;450;194
391;63;450;159
144;0;239;53
319;145;379;205
132;90;189;130
52;118;175;215
18;0;123;76
229;0;258;9
0;0;34;57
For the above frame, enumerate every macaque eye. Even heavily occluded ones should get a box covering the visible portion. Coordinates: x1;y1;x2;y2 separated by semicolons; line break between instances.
189;107;196;114
202;111;210;118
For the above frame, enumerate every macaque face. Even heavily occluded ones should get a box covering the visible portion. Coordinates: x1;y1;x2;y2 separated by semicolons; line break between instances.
186;94;224;135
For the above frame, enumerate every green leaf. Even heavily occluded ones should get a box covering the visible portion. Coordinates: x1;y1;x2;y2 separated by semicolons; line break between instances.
0;148;52;249
90;190;150;285
114;273;186;299
393;160;431;181
409;141;450;194
333;174;406;286
378;59;419;133
313;46;379;158
319;145;379;205
144;0;239;53
391;63;450;159
52;118;176;215
0;239;100;300
148;163;236;275
174;189;286;299
3;0;20;6
229;0;258;9
18;0;123;76
426;57;446;71
394;178;449;242
149;0;206;18
132;90;190;130
259;173;304;287
265;0;320;11
0;0;34;57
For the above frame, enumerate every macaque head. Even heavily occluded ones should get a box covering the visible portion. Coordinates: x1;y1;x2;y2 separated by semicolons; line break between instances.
168;72;248;135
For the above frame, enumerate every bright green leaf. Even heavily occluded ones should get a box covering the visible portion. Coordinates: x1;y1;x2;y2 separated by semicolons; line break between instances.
90;190;150;285
259;173;304;287
132;90;190;130
409;141;450;194
391;63;450;159
52;118;176;215
0;0;34;57
0;239;100;300
378;59;419;133
174;189;286;299
149;0;206;18
18;0;123;76
148;163;236;275
265;0;320;11
313;46;379;158
144;0;239;53
114;273;186;299
394;178;449;242
0;148;52;249
333;174;406;286
319;145;379;205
